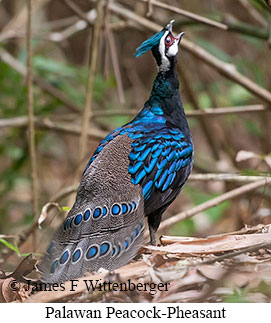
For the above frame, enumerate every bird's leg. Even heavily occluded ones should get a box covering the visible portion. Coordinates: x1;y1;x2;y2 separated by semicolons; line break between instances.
147;212;162;245
149;226;157;246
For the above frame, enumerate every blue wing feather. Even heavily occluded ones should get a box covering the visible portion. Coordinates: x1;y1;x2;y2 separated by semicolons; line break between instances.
83;104;193;217
127;125;193;214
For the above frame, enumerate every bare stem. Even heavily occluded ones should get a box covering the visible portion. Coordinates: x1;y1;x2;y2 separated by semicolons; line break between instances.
105;11;125;104
77;0;103;174
26;0;39;220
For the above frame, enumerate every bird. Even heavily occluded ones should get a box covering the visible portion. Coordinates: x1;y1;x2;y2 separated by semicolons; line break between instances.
39;20;193;283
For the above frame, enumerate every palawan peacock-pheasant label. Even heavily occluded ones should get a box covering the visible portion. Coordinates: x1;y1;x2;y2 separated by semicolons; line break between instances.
26;279;170;296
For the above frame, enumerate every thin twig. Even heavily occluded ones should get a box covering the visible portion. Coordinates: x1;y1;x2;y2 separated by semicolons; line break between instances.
47;19;89;43
105;2;125;105
146;0;153;17
137;0;228;30
198;241;271;265
77;0;103;175
0;116;106;141
238;0;267;27
63;0;95;25
0;0;47;37
189;173;271;183
34;119;106;141
109;3;271;105
185;104;267;117
26;0;39;220
158;178;271;233
0;105;267;130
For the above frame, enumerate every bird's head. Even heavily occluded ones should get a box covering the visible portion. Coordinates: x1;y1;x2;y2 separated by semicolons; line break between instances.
135;20;184;73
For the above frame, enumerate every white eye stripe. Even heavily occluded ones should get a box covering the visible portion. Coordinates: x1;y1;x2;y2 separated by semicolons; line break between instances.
159;32;170;72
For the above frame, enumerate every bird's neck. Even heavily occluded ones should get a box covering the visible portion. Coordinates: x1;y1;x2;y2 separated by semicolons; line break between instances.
149;60;179;102
141;60;191;138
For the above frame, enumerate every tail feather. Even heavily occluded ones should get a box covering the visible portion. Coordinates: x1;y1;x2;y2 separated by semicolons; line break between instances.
39;196;145;283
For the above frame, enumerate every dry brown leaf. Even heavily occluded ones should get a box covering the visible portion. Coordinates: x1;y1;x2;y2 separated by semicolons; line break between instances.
11;254;37;278
0;254;37;303
154;266;187;282
143;254;168;268
0;277;32;303
233;254;270;264
197;265;227;280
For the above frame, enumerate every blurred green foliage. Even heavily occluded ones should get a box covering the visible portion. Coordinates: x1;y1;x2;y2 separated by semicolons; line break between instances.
223;288;249;303
171;186;231;236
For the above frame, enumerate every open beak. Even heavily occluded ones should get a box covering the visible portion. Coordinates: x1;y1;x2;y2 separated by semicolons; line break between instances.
165;20;184;44
176;32;185;44
165;20;175;33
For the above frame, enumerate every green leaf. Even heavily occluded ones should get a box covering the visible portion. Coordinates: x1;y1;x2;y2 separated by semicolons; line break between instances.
62;206;71;212
223;288;249;303
33;56;77;77
0;238;20;254
20;252;32;257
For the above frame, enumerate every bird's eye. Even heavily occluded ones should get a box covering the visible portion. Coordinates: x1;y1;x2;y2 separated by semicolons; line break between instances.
165;35;173;47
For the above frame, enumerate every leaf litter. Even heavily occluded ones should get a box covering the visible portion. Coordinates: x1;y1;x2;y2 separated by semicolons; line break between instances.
1;224;271;302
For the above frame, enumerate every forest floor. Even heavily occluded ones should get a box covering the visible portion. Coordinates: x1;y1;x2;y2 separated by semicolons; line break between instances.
1;224;271;303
